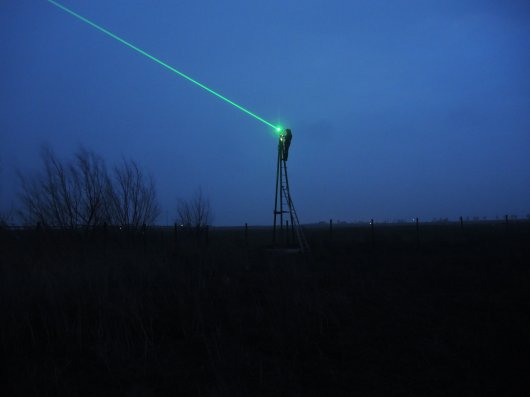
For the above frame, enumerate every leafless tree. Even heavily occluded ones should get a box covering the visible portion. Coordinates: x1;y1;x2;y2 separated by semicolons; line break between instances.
73;148;108;227
176;188;212;232
18;146;80;228
17;169;44;226
17;146;160;229
106;159;160;228
0;209;13;228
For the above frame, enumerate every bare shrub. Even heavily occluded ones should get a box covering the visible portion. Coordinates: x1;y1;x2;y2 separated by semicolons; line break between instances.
176;188;212;232
74;147;108;227
17;146;160;229
18;146;80;228
0;209;13;228
105;159;160;228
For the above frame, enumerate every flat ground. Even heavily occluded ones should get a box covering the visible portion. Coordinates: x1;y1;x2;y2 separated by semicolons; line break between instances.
1;221;529;396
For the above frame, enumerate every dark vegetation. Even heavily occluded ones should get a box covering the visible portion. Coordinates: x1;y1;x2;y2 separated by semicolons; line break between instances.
1;221;529;396
17;146;159;229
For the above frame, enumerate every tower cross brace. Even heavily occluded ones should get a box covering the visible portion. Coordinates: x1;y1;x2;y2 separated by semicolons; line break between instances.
272;129;309;253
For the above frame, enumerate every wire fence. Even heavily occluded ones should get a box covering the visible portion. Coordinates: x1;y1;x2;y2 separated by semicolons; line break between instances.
2;217;529;250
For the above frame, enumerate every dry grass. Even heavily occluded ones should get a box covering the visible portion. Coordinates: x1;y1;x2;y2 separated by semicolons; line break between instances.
1;223;529;396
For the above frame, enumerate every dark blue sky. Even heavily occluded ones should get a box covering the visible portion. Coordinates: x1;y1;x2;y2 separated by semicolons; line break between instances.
1;0;529;225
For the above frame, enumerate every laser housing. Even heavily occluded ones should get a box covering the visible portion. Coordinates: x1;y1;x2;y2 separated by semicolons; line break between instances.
279;129;292;161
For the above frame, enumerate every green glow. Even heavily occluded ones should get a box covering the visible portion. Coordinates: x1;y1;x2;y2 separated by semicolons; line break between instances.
47;0;280;131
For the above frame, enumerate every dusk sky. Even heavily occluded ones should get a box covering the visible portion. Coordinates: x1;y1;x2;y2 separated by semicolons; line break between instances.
1;0;529;225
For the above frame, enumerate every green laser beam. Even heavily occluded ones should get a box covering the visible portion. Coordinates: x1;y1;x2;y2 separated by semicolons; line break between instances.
47;0;281;132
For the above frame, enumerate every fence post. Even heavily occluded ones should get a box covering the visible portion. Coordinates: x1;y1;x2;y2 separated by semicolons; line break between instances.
416;217;420;244
370;218;375;243
142;223;147;249
244;223;248;244
35;222;43;259
329;219;333;239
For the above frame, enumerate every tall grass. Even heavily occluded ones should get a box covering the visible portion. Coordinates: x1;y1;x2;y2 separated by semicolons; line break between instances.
1;224;530;396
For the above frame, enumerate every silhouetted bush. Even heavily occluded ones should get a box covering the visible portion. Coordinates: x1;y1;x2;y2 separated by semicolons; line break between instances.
17;145;159;229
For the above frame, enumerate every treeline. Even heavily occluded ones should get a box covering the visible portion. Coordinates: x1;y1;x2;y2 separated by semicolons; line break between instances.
17;146;159;229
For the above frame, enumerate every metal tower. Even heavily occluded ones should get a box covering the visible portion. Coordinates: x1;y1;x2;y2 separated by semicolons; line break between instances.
273;129;310;253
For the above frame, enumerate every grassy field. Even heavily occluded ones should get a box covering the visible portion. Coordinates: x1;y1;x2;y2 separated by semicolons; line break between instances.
1;221;529;396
